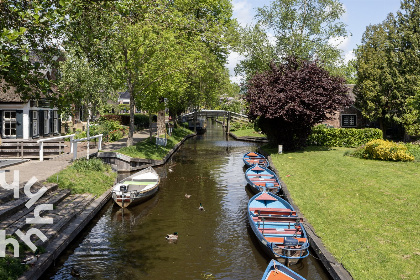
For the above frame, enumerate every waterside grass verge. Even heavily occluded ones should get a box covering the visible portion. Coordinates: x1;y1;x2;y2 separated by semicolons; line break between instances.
46;158;117;196
230;128;266;138
266;146;419;280
116;127;193;160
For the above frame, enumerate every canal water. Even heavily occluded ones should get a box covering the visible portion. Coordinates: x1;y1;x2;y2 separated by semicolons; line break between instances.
44;120;330;280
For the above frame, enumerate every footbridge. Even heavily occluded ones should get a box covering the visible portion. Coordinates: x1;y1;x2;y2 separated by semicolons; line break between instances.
179;110;248;133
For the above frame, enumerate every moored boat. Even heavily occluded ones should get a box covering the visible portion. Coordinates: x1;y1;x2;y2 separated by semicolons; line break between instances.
111;167;160;208
261;259;306;280
245;165;281;194
248;192;309;265
243;152;269;167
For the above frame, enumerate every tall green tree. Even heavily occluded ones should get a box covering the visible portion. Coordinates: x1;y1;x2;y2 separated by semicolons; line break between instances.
0;0;63;99
235;0;348;79
355;0;420;137
57;51;114;157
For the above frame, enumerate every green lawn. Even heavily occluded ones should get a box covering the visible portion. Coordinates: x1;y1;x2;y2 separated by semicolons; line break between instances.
231;128;267;138
266;146;419;280
46;158;117;196
117;127;193;160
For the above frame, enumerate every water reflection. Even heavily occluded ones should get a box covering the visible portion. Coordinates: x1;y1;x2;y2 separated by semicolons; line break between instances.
45;120;330;280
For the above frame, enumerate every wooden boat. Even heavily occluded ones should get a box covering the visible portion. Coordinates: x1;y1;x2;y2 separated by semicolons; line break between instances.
261;259;306;280
245;165;281;194
111;167;160;208
248;192;309;265
243;152;269;167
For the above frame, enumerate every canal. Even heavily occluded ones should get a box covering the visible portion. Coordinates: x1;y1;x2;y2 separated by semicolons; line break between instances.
44;120;330;280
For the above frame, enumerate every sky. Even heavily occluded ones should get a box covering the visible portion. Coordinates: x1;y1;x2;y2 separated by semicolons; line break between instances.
228;0;402;83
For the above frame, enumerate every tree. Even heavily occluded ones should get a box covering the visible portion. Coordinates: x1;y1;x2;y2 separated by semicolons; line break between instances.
235;0;348;79
355;0;420;138
57;51;114;157
246;57;351;151
0;0;63;99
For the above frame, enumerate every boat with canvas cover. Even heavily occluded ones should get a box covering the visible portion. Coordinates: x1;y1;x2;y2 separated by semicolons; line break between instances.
261;259;306;280
248;191;309;265
111;167;160;208
245;165;281;194
243;152;269;167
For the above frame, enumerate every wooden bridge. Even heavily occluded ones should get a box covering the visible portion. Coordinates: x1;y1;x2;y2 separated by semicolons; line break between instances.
179;110;248;133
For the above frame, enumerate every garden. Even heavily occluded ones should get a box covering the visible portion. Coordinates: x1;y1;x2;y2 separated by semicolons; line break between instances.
263;126;420;280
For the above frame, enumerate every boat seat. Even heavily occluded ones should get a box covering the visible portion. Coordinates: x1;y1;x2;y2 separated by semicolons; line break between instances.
265;237;307;245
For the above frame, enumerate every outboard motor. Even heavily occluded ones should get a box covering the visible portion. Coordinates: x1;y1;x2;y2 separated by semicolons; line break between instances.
120;185;127;193
284;237;298;247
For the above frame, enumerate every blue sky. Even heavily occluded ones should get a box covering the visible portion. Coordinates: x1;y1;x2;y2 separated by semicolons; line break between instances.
228;0;402;82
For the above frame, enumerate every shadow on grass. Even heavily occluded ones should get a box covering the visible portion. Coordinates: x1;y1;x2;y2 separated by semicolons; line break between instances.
262;145;332;155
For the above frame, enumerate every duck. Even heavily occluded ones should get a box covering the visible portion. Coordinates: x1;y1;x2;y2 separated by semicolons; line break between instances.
198;203;205;211
21;254;39;266
185;193;191;198
166;232;178;241
71;267;81;277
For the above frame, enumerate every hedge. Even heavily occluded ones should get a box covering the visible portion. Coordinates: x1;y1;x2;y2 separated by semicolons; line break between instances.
307;125;383;147
102;113;149;129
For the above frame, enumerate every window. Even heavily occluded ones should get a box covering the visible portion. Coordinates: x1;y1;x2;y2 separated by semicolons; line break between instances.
44;110;49;134
32;111;38;136
341;114;357;127
53;110;58;134
3;111;17;137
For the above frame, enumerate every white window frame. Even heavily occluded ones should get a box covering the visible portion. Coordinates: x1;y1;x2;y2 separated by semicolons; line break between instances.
44;110;49;135
53;110;58;134
341;114;357;127
2;111;17;138
32;111;38;136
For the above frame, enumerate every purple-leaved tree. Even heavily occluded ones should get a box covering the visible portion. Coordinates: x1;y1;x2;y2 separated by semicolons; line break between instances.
246;57;351;151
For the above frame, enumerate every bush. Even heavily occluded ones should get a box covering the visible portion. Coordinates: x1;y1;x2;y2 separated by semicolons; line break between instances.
122;113;149;129
351;139;415;162
307;125;383;147
404;143;420;162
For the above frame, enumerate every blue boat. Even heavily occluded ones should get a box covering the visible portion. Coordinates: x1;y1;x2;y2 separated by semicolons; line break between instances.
243;152;269;167
261;259;306;280
245;165;281;194
248;192;309;265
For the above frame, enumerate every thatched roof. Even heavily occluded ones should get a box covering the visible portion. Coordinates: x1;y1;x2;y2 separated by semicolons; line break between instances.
0;80;24;102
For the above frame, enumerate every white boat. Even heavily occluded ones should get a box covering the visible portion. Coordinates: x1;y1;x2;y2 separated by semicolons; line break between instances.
111;167;160;208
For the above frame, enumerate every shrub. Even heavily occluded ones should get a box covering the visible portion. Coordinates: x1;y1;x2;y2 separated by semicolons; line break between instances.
351;139;415;162
307;125;383;147
404;143;420;162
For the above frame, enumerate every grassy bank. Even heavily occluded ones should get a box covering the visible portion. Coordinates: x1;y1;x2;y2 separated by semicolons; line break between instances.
46;158;117;196
265;146;419;280
116;127;193;160
230;128;267;138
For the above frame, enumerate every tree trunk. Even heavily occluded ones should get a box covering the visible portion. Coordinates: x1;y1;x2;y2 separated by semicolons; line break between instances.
86;108;90;159
379;118;386;139
149;113;153;139
127;88;135;146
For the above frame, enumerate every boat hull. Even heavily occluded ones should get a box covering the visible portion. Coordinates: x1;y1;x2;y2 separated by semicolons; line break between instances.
111;167;160;208
248;192;309;265
245;166;281;194
243;152;269;168
261;259;306;280
112;185;158;208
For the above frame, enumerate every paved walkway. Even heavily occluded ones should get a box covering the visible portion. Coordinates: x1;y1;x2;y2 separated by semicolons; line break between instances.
0;130;151;185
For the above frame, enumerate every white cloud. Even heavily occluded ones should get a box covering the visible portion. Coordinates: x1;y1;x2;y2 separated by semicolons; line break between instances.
233;0;254;27
343;50;355;63
328;35;351;51
227;51;245;83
